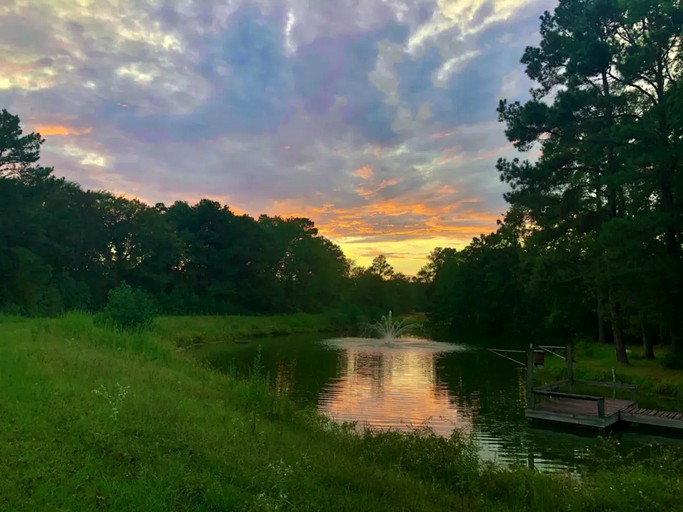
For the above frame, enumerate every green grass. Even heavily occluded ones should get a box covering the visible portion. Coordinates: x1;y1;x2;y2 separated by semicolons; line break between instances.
1;313;682;511
154;313;340;349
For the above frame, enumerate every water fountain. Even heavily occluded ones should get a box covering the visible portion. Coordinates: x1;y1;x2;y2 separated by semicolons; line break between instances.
366;310;416;340
318;311;468;436
321;311;465;354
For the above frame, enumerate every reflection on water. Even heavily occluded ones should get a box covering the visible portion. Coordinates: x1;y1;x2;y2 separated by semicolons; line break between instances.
319;339;469;435
194;333;683;472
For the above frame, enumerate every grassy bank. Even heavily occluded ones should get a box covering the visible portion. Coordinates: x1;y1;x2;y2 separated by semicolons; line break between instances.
1;314;682;511
153;313;341;349
537;342;683;410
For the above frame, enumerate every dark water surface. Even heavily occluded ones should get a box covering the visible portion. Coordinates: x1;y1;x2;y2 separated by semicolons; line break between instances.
194;332;683;472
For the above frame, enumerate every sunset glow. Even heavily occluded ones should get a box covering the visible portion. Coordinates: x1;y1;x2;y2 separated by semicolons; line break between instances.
319;347;471;435
0;0;555;274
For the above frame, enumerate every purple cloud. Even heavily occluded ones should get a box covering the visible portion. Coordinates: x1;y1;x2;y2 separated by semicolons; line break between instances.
0;0;556;273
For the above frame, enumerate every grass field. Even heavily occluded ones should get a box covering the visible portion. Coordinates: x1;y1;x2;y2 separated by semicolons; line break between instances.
1;313;682;511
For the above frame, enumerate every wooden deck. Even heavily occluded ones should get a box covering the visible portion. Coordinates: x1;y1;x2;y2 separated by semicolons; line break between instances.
526;395;636;430
491;343;683;433
526;393;683;431
620;405;683;430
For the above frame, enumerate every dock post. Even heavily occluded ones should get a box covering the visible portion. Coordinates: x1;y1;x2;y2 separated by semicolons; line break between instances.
597;397;605;418
567;343;574;392
527;344;535;408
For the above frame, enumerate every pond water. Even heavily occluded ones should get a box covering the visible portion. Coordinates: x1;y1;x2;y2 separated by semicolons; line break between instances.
193;332;683;472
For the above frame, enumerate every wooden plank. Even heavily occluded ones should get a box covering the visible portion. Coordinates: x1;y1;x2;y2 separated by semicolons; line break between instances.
526;408;619;429
620;412;683;430
532;398;632;418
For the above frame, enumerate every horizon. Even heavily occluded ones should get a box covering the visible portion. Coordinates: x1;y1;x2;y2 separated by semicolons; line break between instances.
1;0;555;274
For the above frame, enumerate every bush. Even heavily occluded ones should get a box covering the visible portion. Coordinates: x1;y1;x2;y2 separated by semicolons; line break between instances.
97;282;157;330
662;350;683;370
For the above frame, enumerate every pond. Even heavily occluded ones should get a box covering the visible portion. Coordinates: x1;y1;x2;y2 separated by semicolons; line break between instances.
193;331;683;472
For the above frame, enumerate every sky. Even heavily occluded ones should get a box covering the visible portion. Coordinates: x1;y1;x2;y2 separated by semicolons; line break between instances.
0;0;555;275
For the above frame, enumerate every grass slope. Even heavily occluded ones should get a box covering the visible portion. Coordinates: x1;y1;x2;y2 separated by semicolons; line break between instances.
155;313;339;349
0;314;681;511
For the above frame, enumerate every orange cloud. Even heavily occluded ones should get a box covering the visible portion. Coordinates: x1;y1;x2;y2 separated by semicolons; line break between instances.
436;185;457;194
442;145;461;154
355;178;399;199
258;194;502;275
114;191;152;203
227;183;504;274
34;124;92;137
353;165;374;180
430;130;455;139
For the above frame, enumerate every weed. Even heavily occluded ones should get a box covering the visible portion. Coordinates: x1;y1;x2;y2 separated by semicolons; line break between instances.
92;382;131;420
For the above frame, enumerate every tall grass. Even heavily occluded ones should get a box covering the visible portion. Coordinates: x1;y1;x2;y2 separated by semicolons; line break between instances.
0;314;681;511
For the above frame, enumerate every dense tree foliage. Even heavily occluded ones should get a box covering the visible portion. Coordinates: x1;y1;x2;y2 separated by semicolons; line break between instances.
0;109;421;318
3;0;681;368
425;0;683;362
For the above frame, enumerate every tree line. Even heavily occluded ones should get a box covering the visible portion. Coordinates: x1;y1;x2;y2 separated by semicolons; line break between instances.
2;0;681;365
423;0;683;364
0;109;421;319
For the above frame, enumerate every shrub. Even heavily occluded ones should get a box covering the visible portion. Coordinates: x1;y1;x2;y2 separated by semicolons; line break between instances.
98;282;157;330
662;350;683;370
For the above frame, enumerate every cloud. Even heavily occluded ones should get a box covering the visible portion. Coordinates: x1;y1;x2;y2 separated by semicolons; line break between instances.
354;165;375;180
32;124;92;137
0;0;556;274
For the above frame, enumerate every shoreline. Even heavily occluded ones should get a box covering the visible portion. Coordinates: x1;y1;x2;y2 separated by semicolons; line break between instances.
0;313;681;511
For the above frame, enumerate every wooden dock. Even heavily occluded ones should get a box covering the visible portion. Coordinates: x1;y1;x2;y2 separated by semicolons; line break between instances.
526;393;683;431
488;344;683;432
526;391;636;430
620;405;683;430
515;344;683;432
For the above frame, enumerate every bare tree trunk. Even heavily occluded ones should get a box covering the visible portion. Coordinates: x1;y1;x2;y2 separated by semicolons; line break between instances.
641;315;654;359
611;298;629;365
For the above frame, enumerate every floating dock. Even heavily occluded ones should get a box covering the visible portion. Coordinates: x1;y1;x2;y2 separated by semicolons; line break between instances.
525;345;683;431
526;391;683;431
620;405;683;429
495;344;683;432
526;393;635;430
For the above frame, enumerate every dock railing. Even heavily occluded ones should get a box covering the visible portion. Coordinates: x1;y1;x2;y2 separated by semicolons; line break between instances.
573;379;637;401
534;380;636;397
